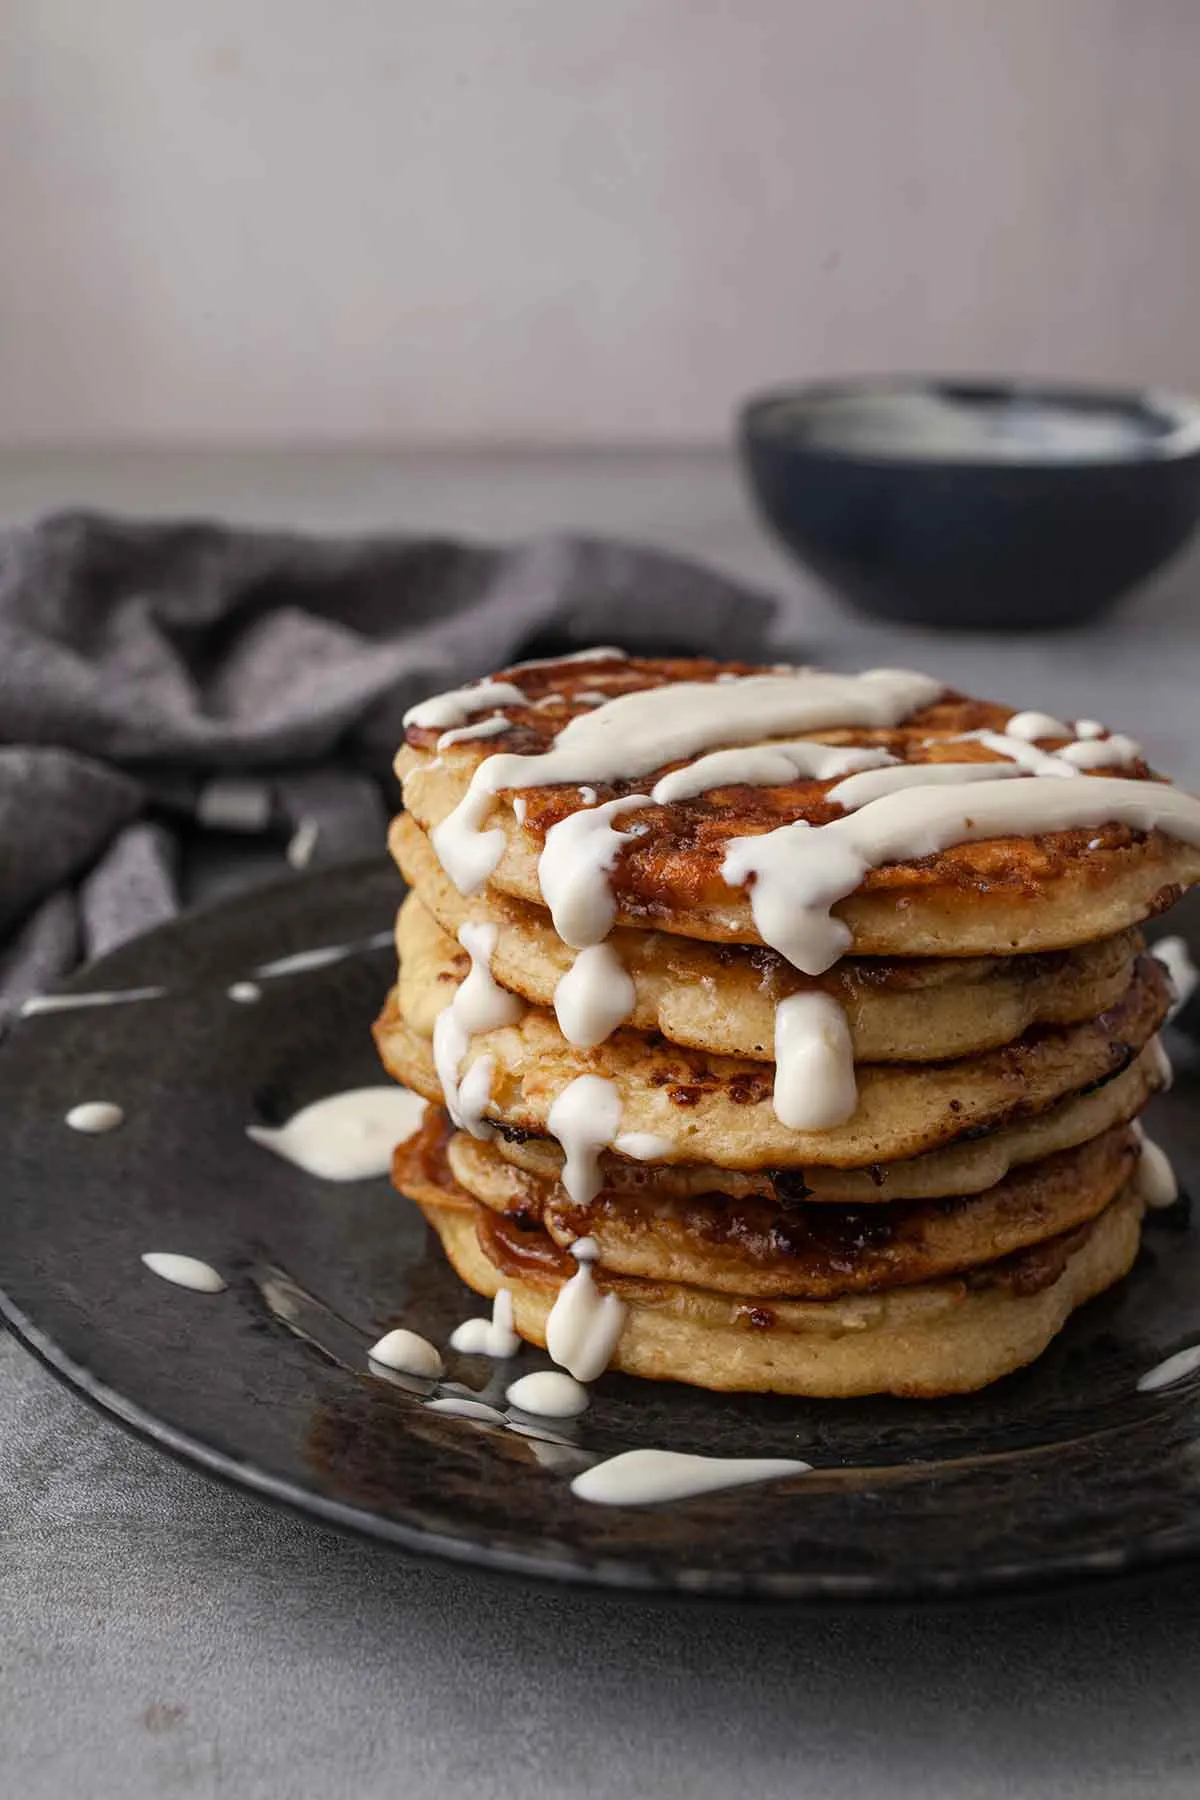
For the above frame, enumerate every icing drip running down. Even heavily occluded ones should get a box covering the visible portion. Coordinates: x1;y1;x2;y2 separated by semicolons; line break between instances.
544;1237;626;1381
506;1370;591;1419
1135;1131;1179;1209
1150;1037;1174;1091
65;1102;124;1134
1156;935;1199;1019
773;993;857;1129
247;1086;426;1180
454;1057;498;1138
546;1077;623;1205
554;943;636;1047
368;1328;445;1379
432;921;523;1135
428;668;943;894
141;1252;227;1294
409;658;1200;1162
570;1449;810;1507
538;797;654;947
450;1287;520;1357
1138;1345;1200;1393
724;778;1200;976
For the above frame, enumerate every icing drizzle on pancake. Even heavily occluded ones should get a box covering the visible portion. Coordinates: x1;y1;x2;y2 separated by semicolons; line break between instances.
614;1131;676;1161
1006;710;1071;741
428;668;943;894
967;719;1142;775
405;679;529;731
962;730;1078;777
650;740;891;804
507;646;627;674
416;665;945;1159
432;922;523;1136
409;657;1200;1167
826;759;1028;810
538;796;653;946
1059;734;1143;770
546;1076;623;1205
724;778;1200;977
437;715;510;749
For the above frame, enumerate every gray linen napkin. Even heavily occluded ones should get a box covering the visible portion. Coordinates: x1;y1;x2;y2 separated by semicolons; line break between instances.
0;509;776;1016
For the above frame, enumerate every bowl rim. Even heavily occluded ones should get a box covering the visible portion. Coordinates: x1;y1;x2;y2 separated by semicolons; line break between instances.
740;375;1200;469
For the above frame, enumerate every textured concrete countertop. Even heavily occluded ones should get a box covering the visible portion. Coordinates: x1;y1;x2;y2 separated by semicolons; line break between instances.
6;449;1200;1800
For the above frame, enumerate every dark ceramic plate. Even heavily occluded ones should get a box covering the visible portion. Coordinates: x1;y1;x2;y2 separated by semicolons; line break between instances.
4;861;1200;1603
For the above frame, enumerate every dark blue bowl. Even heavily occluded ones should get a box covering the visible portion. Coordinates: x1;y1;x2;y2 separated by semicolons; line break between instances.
740;377;1200;630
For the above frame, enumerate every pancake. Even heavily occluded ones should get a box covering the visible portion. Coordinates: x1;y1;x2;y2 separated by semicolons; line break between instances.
392;813;1142;1064
403;1165;1144;1398
382;650;1197;1397
444;1115;1137;1298
381;896;1170;1169
398;654;1200;960
490;1044;1164;1203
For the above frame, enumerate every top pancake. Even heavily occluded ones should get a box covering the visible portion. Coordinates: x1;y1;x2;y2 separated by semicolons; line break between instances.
398;654;1200;958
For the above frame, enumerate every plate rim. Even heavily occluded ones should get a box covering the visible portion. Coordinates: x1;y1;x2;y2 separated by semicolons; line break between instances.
5;860;1200;1605
10;1278;1200;1605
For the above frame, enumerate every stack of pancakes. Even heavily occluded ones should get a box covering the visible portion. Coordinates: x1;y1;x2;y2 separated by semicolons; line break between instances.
375;653;1200;1396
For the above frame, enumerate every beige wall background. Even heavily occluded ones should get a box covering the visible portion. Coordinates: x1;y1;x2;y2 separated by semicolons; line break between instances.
5;0;1199;446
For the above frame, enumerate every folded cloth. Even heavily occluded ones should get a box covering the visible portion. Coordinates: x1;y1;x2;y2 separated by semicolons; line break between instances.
0;509;776;1016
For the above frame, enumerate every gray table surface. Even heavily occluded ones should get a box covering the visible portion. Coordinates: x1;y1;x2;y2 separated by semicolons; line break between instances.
5;449;1200;1800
